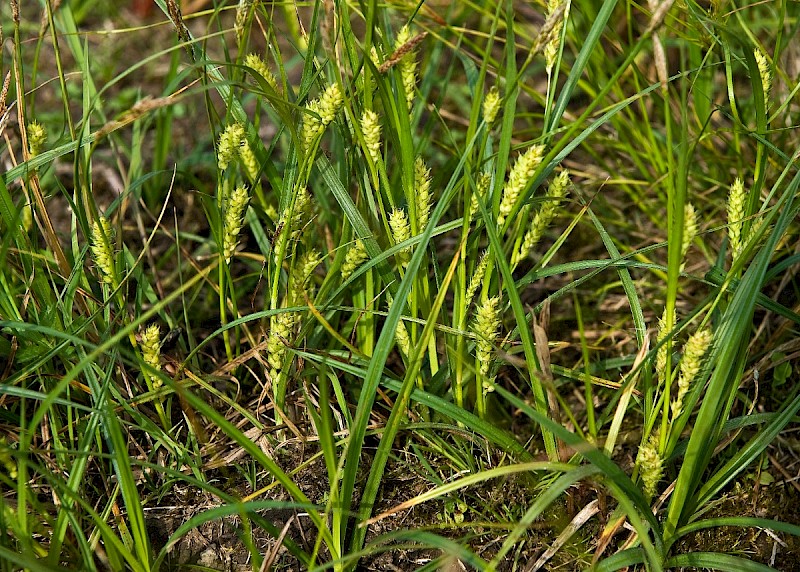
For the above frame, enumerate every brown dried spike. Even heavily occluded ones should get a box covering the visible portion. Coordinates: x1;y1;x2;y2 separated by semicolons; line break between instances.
653;33;668;93
530;2;566;58
96;97;173;139
167;0;190;44
645;0;676;35
378;31;428;73
0;72;11;140
0;71;10;114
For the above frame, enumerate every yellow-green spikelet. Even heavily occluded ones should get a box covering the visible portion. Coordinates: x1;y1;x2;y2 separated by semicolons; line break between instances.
361;110;382;164
341;240;369;280
389;208;411;265
498;145;544;226
218;123;245;171
473;296;502;379
727;178;746;261
636;433;663;498
395;26;418;111
90;216;116;286
415;157;432;232
222;185;250;262
513;169;569;265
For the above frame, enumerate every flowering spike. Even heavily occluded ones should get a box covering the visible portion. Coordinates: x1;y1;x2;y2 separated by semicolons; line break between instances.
482;87;501;126
395;26;418;110
754;47;771;104
238;138;259;182
682;203;697;259
473;296;502;381
267;311;298;379
415;157;432;232
727;178;746;262
342;239;369;280
513;169;569;265
218;123;245;171
90;216;116;287
235;0;254;47
27;121;46;157
671;327;713;418
140;324;162;372
470;172;491;220
387;294;411;357
655;307;675;384
465;251;491;308
544;0;569;75
301;84;343;150
389;208;411;265
361;110;382;164
498;145;545;226
244;53;279;91
222;185;250;262
290;249;322;303
636;433;663;498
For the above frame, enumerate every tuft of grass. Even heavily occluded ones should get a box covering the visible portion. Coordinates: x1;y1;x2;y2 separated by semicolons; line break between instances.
2;0;800;570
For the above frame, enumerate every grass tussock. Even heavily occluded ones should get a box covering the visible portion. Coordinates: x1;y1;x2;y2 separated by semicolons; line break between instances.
2;0;800;570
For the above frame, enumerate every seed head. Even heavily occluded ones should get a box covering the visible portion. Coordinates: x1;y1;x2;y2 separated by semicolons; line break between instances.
680;327;712;383
389;208;412;265
341;239;369;280
218;123;245;171
672;327;713;418
140;324;162;388
387;294;412;357
27;121;47;157
290;186;312;238
482;86;501;126
544;0;568;75
301;83;343;150
370;46;381;67
636;433;663;498
465;250;491;308
415;156;432;232
21;202;33;233
273;187;312;267
655;307;675;384
90;216;116;287
395;318;411;357
290;249;322;303
141;324;162;372
681;203;697;266
470;172;491;220
238;137;259;182
362;46;381;93
513;169;569;265
318;83;344;125
498;145;544;226
361;110;382;163
235;0;254;47
244;53;279;91
282;186;312;237
395;25;418;111
754;47;771;104
745;216;767;253
473;296;502;378
727;178;746;262
267;311;298;376
222;185;250;262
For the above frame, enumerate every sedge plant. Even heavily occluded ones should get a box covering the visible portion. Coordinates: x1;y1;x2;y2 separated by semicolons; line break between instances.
2;0;800;571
